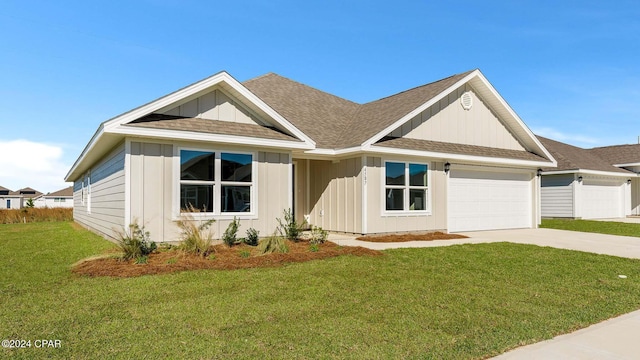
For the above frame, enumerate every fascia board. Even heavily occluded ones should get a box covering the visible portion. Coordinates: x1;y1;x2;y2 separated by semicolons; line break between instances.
369;145;555;168
102;72;315;148
614;162;640;168
303;146;362;156
108;126;314;150
362;70;480;148
64;124;105;182
542;169;636;177
469;72;557;166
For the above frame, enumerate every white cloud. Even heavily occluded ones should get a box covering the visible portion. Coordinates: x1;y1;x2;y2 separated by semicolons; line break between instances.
533;127;601;148
0;139;72;193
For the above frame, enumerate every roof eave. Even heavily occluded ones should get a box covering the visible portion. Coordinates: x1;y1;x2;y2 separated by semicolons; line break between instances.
541;169;636;177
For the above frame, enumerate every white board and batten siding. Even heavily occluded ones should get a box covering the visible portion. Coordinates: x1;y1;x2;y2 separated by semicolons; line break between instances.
541;174;574;218
73;143;126;240
448;168;534;232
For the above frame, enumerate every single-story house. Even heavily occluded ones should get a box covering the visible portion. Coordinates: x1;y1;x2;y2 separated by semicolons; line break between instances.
538;136;637;219
34;186;74;208
0;186;43;209
590;144;640;216
65;69;556;242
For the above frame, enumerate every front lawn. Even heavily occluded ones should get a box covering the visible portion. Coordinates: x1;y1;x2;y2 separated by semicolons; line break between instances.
541;218;640;237
2;222;640;359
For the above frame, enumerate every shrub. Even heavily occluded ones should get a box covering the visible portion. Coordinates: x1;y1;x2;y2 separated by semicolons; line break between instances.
257;234;289;255
222;217;240;247
177;210;215;257
244;228;259;246
276;209;305;242
309;226;328;245
135;256;149;264
309;244;319;252
239;250;251;258
116;222;157;261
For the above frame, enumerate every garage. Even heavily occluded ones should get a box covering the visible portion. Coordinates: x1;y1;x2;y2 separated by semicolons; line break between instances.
448;168;533;232
580;178;624;219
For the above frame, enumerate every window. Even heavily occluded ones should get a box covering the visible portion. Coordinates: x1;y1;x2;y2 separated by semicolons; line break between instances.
179;149;253;214
6;200;10;209
385;161;429;212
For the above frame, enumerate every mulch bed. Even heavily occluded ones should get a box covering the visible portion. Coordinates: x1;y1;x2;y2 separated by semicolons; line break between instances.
356;231;468;242
72;240;382;278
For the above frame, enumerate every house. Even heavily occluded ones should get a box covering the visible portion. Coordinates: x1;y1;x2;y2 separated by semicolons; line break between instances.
590;144;640;216
538;136;637;219
34;186;74;208
0;186;43;209
65;69;556;242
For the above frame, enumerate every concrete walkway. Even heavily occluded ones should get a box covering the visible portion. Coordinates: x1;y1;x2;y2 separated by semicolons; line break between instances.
329;228;640;359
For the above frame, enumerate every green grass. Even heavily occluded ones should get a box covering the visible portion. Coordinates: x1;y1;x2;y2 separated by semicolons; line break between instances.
2;222;640;359
542;218;640;237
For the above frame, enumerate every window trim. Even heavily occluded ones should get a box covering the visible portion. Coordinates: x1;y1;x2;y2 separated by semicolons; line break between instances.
175;146;257;220
382;160;431;216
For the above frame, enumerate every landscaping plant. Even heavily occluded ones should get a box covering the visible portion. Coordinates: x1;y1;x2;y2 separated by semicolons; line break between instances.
243;227;259;246
116;222;157;261
222;217;240;247
176;210;216;257
309;226;328;245
276;208;305;242
257;234;289;255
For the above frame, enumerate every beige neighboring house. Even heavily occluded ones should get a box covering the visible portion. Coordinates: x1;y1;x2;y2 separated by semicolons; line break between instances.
34;186;74;208
65;69;556;242
0;187;43;209
538;136;635;219
590;144;640;216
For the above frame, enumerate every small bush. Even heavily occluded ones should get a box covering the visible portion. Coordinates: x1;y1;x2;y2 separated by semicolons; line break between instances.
222;217;240;247
177;210;215;257
239;250;251;258
309;226;328;245
116;222;157;261
276;209;305;242
257;234;289;255
135;256;148;264
309;244;319;252
244;228;259;246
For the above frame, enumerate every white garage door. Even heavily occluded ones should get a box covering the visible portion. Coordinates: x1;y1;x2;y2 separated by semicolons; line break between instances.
449;169;532;232
581;179;623;219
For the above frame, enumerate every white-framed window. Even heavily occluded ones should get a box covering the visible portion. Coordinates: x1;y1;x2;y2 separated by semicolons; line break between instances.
384;161;429;213
179;149;255;215
86;172;91;214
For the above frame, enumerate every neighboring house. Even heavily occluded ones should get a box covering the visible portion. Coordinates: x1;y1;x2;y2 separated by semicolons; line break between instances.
590;144;640;216
0;186;22;209
538;137;637;219
65;69;556;242
34;186;74;208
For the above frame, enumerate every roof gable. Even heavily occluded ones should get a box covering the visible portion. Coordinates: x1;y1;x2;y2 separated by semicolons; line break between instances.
44;186;73;197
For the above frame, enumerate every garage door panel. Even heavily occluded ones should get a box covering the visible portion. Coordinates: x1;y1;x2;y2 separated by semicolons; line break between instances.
449;170;532;232
581;180;623;219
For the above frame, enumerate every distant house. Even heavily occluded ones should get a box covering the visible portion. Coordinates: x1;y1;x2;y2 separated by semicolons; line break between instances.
538;137;638;219
0;186;43;209
34;186;74;208
65;69;557;242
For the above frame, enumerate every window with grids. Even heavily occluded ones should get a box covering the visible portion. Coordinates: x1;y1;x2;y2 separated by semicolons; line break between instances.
385;161;428;212
180;150;253;213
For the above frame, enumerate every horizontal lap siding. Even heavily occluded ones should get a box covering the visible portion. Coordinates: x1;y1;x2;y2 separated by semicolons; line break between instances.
74;143;126;240
541;174;574;218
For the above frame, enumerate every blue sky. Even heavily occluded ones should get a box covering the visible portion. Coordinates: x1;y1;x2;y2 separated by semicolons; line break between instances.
1;0;639;192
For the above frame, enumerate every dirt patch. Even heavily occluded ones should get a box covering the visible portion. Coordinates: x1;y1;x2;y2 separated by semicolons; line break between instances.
356;232;468;243
72;241;382;278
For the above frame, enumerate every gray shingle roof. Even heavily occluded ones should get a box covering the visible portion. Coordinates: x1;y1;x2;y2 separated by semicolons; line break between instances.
243;70;475;149
537;136;631;174
126;117;301;142
376;137;548;162
45;186;73;197
589;144;640;165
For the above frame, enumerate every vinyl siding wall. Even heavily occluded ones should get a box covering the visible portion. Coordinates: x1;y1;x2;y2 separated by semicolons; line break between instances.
365;157;447;234
306;157;363;233
541;174;574;218
73;142;126;240
129;140;290;242
391;84;525;151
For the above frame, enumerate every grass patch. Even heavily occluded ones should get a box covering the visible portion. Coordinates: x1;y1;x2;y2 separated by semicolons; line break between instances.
2;222;640;358
0;208;73;224
541;219;640;237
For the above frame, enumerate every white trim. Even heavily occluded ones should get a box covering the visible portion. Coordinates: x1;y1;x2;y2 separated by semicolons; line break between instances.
363;71;479;148
109;126;313;150
541;169;636;178
288;153;293;212
361;155;368;234
65;125;104;181
381;159;432;216
304;146;363;156
124;139;131;230
614;162;640;168
370;145;554;168
174;146;258;220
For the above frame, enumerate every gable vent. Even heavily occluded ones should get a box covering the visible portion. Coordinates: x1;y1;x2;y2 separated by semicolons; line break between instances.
460;91;473;110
